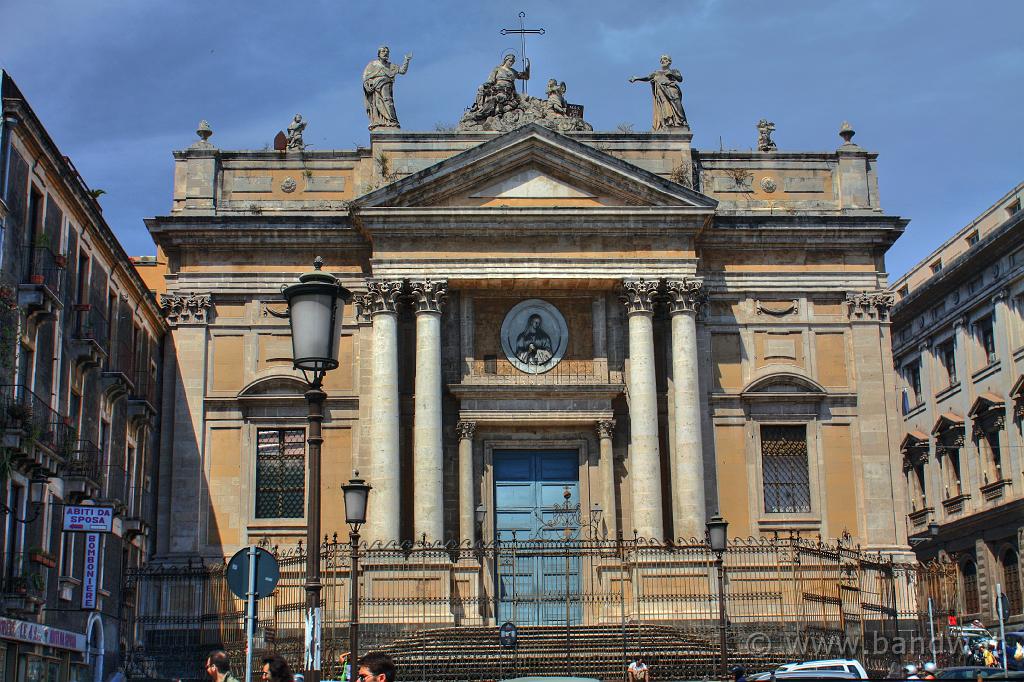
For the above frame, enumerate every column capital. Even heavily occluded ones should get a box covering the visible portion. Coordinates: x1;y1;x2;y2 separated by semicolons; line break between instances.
160;292;212;326
664;278;707;316
619;279;659;315
596;419;616;440
456;420;477;440
356;279;404;318
409;279;448;314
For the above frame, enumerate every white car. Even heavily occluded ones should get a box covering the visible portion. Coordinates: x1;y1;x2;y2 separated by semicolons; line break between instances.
748;659;869;680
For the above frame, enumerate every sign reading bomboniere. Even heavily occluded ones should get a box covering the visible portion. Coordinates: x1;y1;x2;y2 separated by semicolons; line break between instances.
82;533;101;610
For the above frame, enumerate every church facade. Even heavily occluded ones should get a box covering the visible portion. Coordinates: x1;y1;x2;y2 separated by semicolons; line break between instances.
146;110;911;564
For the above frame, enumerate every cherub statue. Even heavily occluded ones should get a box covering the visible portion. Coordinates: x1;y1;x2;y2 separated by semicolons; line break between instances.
546;79;567;115
286;114;307;150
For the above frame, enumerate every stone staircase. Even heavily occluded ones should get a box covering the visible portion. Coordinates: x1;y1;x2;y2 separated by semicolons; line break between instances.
377;622;726;681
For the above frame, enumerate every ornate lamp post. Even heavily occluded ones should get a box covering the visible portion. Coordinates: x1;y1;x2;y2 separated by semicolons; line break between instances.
282;256;350;682
342;474;371;682
706;514;729;679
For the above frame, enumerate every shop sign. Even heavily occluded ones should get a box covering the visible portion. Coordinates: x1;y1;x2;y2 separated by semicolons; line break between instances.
63;505;114;532
82;532;100;609
0;616;86;651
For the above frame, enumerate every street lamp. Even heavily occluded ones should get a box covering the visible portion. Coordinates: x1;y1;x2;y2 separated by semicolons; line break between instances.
341;474;371;682
282;256;350;682
706;514;729;679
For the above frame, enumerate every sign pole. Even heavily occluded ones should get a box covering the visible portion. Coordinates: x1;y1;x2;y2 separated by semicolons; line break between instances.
927;597;936;665
245;545;257;682
997;584;1007;673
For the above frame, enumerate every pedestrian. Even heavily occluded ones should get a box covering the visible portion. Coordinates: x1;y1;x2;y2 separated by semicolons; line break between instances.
358;652;396;682
339;652;352;682
261;653;295;682
730;665;747;682
627;658;650;682
982;642;996;667
205;650;240;682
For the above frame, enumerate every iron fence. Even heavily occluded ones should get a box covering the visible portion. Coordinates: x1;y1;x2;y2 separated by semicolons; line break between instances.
0;383;75;457
122;535;952;681
72;303;110;356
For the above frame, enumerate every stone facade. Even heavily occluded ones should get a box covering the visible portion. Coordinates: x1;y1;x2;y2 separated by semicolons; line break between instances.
145;115;910;562
0;71;164;679
891;181;1024;626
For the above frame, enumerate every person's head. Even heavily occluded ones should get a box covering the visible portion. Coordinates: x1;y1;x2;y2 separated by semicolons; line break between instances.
294;114;302;122
261;653;294;682
503;54;516;66
924;662;937;674
971;619;983;627
206;651;231;679
527;314;542;330
660;54;672;67
358;652;396;682
378;46;390;61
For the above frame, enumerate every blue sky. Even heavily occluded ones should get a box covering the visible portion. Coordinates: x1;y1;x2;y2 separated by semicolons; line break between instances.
3;0;1022;279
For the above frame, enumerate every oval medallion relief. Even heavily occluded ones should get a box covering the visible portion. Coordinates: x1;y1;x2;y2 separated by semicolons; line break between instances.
500;299;569;374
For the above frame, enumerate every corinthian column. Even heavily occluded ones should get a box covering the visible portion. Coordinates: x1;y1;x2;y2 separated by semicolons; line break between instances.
409;279;448;542
665;278;707;539
620;279;664;539
358;280;404;543
596;420;618;539
456;420;477;542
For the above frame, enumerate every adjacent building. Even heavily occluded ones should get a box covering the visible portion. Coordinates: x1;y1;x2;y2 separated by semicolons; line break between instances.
892;181;1024;627
0;71;165;680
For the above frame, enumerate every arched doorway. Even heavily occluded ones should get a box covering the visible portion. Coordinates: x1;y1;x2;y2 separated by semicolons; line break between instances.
86;613;104;682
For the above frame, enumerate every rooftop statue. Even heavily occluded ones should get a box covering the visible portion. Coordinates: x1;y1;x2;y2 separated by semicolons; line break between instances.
629;55;688;131
757;119;777;152
457;55;592;133
286;114;307;150
362;46;412;130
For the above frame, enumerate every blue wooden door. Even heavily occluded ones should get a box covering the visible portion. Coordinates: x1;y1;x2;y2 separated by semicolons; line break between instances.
494;450;582;625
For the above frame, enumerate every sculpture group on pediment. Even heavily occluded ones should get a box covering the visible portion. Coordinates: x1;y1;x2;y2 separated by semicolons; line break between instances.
457;54;592;133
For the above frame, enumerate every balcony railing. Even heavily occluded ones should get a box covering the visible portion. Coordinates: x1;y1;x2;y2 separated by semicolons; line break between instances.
64;439;105;491
23;245;65;297
463;358;601;385
104;463;130;504
105;338;136;379
72;304;110;355
0;384;75;457
1;553;47;615
131;368;159;407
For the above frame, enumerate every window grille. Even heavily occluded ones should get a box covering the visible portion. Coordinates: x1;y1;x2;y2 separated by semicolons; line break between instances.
255;428;305;519
1004;549;1022;615
962;560;980;614
761;424;811;513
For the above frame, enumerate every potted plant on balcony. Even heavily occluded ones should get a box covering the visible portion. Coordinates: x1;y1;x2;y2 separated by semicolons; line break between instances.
29;547;56;569
29;274;44;285
6;401;32;427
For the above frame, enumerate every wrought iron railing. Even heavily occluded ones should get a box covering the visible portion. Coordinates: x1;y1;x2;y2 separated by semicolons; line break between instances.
464;358;602;385
0;383;75;456
122;535;949;682
23;245;65;297
105;338;136;380
131;368;159;407
64;439;105;490
72;304;110;355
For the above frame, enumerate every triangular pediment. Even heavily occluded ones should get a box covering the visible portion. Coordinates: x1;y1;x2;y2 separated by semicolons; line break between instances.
468;168;597;199
353;123;717;210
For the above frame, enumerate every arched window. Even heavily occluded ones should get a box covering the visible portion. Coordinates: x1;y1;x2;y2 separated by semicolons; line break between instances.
962;559;980;614
1003;548;1022;615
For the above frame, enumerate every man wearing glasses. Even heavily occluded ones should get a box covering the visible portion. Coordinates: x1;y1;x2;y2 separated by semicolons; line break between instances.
356;653;396;682
205;650;240;682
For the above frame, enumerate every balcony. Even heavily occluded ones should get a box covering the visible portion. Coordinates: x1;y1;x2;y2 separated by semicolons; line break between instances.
101;463;130;513
101;338;136;401
17;245;65;321
69;304;109;370
127;368;158;427
0;384;74;475
123;484;153;540
63;439;104;502
1;556;47;618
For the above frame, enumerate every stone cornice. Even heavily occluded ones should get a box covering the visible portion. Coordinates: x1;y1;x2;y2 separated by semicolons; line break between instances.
145;214;367;250
698;214;907;249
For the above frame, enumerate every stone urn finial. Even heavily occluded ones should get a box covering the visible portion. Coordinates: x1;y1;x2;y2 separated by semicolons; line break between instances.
196;120;213;142
839;120;855;145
